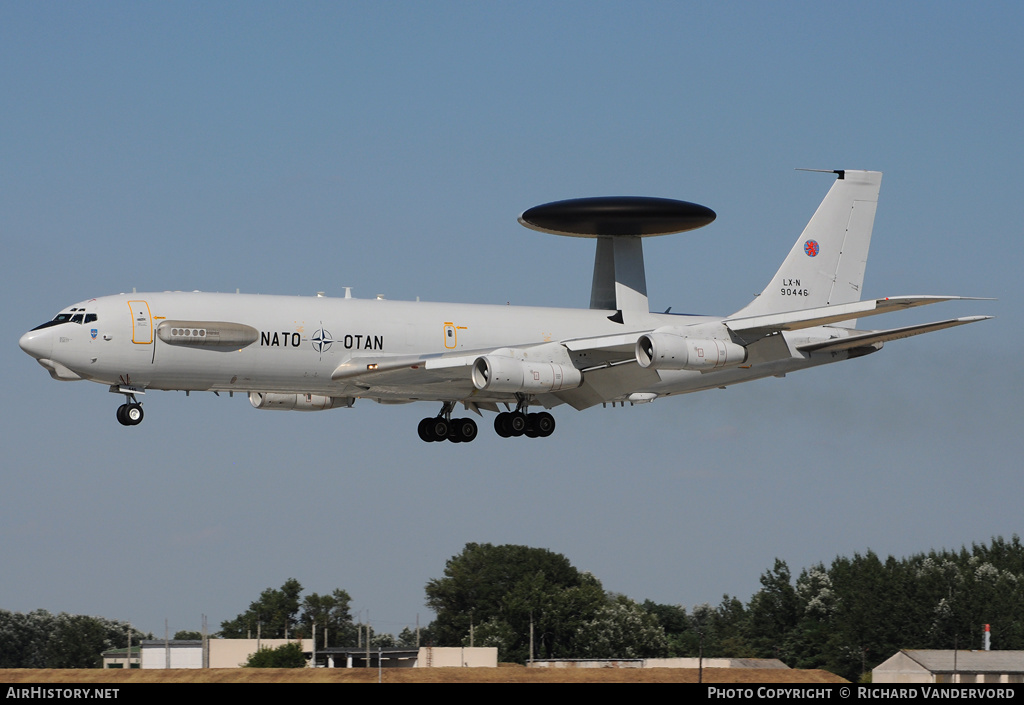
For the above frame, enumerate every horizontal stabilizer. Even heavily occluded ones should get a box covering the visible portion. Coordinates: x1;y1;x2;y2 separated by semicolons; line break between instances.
797;316;993;354
726;296;988;340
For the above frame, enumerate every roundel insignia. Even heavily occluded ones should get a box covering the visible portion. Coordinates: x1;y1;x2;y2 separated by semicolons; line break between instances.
311;327;334;354
804;239;819;257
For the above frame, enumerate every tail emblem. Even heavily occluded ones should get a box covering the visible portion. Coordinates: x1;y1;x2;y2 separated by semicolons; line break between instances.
804;239;820;257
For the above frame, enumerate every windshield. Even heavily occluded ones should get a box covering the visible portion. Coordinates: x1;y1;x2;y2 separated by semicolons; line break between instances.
30;310;99;331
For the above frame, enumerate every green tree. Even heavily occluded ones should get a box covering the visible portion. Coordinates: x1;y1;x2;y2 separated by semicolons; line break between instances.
45;614;149;669
173;630;202;640
641;600;691;656
745;558;800;661
0;610;147;669
221;578;304;639
397;626;419;647
0;609;53;668
425;543;606;662
298;589;355;648
574;594;668;658
244;642;306;668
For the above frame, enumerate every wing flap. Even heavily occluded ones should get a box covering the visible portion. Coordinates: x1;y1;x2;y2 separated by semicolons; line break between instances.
726;296;984;340
797;316;992;354
563;332;647;353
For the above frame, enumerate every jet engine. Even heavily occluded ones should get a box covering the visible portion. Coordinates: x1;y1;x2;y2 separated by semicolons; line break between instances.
635;333;747;371
248;392;355;411
471;355;582;394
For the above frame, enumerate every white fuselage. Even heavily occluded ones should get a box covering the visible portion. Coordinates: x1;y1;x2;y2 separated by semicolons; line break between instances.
20;290;849;409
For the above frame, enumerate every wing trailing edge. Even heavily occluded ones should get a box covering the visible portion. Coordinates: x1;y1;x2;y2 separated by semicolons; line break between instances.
796;316;992;354
725;296;989;341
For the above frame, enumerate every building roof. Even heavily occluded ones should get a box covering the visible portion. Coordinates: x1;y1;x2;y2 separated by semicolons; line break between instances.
100;646;141;657
319;647;419;657
899;650;1024;674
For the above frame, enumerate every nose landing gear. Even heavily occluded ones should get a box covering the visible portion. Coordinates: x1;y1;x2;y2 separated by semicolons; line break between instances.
116;402;144;426
111;385;146;426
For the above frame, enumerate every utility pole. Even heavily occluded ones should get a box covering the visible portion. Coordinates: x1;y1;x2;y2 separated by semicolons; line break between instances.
698;631;704;684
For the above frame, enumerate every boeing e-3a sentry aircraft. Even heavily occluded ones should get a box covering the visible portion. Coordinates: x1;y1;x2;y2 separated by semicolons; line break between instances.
19;170;990;442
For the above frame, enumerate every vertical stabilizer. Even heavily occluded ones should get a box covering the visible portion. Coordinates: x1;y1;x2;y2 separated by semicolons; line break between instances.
732;170;882;325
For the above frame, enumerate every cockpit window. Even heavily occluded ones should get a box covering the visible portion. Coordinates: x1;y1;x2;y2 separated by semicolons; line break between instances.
30;311;99;331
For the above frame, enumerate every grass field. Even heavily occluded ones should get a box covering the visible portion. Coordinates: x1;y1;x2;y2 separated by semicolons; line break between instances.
1;666;847;683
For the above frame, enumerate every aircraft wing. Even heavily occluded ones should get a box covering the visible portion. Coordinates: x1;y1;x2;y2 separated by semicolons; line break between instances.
725;296;989;341
329;333;662;410
330;330;649;383
796;316;992;354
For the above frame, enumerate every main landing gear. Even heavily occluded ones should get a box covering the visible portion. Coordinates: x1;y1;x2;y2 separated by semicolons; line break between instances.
418;402;478;443
416;399;556;442
493;410;555;438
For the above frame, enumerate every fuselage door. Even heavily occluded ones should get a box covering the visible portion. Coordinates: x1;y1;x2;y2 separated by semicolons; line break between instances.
128;300;153;344
443;323;457;349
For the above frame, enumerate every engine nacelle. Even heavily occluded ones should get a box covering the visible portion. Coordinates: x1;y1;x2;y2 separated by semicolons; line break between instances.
248;392;355;411
471;355;582;394
636;333;747;371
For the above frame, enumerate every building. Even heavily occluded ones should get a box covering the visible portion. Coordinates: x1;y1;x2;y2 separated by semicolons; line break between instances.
100;646;140;669
135;640;496;669
139;638;299;668
529;657;788;669
873;650;1024;684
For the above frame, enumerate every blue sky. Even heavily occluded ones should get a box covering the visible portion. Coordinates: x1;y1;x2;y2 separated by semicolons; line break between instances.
2;2;1021;641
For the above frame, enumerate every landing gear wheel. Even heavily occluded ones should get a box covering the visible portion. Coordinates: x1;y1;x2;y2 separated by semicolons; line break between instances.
428;418;449;442
125;403;144;425
534;411;555;438
508;411;527;437
417;417;436;442
494;412;512;438
449;417;478;443
117;403;143;426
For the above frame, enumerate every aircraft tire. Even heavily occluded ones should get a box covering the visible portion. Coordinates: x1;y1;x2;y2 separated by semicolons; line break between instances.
429;418;449;442
116;404;130;426
452;417;478;443
494;413;512;438
534;412;555;438
417;417;435;442
126;403;144;425
508;412;527;437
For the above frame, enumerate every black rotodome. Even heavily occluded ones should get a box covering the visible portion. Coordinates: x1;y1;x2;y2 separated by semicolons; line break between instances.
519;196;716;237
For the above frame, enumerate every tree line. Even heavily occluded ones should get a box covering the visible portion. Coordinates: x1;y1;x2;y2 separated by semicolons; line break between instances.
422;537;1024;681
4;535;1021;678
0;611;151;668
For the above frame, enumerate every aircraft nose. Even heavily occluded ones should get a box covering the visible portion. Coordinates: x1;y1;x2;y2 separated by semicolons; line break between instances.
19;329;52;360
